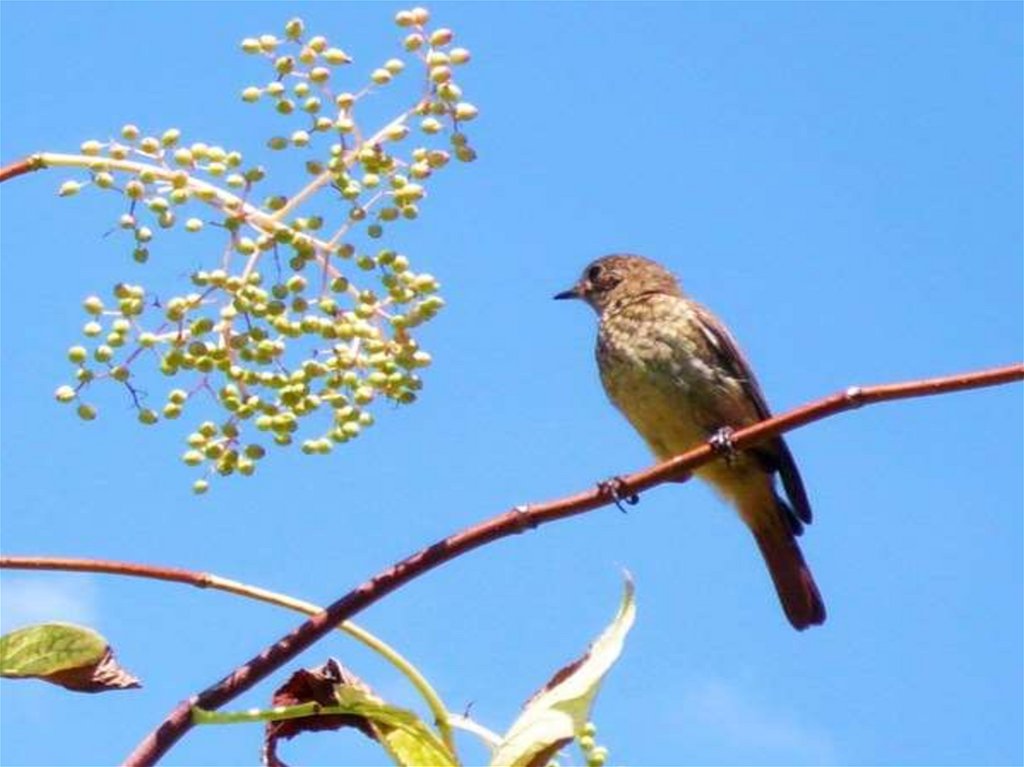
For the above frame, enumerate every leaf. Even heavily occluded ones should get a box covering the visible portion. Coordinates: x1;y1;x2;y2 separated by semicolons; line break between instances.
490;575;636;767
264;658;456;767
0;622;141;693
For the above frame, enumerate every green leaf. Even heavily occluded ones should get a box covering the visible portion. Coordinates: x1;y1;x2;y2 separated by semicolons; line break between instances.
333;686;458;767
490;575;636;767
0;622;140;692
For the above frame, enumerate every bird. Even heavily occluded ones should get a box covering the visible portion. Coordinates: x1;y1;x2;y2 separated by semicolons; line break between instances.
555;253;825;630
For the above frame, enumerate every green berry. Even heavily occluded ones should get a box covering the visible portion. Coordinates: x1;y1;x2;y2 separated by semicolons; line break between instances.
324;47;351;65
55;385;77;403
192;479;210;495
76;403;97;421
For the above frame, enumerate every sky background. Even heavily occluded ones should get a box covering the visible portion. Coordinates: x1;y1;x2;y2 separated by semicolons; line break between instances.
1;3;1021;766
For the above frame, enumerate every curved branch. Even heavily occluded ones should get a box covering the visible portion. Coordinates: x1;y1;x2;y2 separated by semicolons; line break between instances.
0;556;457;755
119;362;1022;765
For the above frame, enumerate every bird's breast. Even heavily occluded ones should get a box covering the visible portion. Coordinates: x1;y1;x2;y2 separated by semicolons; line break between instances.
596;299;725;460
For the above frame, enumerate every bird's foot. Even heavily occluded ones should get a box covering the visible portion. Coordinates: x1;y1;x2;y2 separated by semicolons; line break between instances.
598;476;640;513
709;426;738;465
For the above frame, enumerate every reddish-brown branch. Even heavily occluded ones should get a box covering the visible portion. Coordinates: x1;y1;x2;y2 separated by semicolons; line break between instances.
108;362;1021;766
0;155;45;183
0;557;215;587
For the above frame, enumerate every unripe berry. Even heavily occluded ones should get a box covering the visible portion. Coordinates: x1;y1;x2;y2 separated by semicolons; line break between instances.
138;408;158;425
454;102;478;121
121;124;140;141
403;33;424;51
284;17;304;40
242;86;262;103
58;180;82;197
324;47;351;65
77;403;98;421
192;479;210;495
449;47;471;65
384;58;405;74
161;128;181;147
429;65;452;84
411;7;429;24
371;68;392;85
55;385;77;403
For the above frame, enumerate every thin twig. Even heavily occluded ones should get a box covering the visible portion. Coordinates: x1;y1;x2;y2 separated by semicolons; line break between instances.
117;362;1022;766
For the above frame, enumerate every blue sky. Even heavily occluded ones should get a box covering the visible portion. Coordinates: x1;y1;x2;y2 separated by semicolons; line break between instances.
1;3;1021;766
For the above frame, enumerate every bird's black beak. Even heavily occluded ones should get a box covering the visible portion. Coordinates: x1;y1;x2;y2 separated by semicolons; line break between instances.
553;284;581;301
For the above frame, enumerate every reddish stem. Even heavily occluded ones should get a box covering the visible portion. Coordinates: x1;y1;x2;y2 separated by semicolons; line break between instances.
0;155;45;183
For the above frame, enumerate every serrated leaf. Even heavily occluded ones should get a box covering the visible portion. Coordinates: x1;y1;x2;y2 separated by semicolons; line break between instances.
0;622;140;693
490;575;636;767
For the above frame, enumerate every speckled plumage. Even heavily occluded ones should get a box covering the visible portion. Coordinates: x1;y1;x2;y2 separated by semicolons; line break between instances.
556;254;825;630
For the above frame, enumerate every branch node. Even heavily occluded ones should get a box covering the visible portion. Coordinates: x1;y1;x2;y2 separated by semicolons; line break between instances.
708;426;738;465
844;385;865;406
510;504;537;532
598;478;639;513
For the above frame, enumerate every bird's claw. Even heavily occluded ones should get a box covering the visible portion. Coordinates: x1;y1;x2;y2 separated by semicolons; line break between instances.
709;426;738;465
598;477;639;513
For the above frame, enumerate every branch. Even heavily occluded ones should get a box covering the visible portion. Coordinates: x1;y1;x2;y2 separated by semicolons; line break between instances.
119;362;1022;765
0;556;457;755
0;155;46;183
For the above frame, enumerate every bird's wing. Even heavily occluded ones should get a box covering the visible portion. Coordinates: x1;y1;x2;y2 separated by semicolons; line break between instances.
690;303;813;527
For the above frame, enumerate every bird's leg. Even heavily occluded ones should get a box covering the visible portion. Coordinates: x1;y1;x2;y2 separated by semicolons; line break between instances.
709;426;738;466
598;477;640;513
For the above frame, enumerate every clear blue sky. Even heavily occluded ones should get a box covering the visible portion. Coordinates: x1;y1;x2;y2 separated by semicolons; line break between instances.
2;3;1021;766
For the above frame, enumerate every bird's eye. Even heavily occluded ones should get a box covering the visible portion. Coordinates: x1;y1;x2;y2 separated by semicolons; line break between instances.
586;264;602;282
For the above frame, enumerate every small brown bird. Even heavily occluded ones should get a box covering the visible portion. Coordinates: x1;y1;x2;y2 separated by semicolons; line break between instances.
555;254;825;630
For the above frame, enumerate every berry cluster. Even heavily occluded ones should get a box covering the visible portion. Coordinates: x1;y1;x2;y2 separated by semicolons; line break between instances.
53;8;477;492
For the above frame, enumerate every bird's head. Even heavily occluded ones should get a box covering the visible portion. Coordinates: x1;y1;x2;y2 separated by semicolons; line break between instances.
554;253;682;314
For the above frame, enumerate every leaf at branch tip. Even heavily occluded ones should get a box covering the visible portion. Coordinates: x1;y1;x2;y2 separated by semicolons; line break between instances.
264;658;456;767
490;574;636;767
0;622;141;693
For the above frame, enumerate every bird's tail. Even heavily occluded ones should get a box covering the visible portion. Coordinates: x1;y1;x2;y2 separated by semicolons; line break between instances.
752;517;826;631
